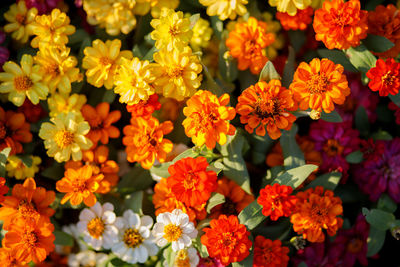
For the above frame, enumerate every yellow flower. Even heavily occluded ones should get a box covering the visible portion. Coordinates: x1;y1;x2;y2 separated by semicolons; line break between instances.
268;0;312;16
6;155;41;180
151;47;202;101
152;0;180;18
34;45;82;96
188;15;213;51
38;112;92;162
261;12;285;61
150;9;192;51
3;1;38;43
0;54;49;107
48;93;87;118
199;0;248;21
114;57;155;105
30;8;75;48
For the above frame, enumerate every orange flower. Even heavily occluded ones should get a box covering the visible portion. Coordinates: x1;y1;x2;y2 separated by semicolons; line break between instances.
0;246;27;267
0;177;9;203
313;0;368;50
226;17;275;74
3;217;55;264
210;177;254;218
81;102;121;146
182;90;236;149
168;157;218;207
368;4;400;58
56;165;103;206
366;58;400;97
126;93;161;119
123;116;173;169
0;178;55;229
290;186;343;243
65;145;119;194
201;215;252;266
236;79;297;139
253;236;289;267
0;107;32;155
276;7;313;31
290;58;350;113
159;97;184;122
18;99;47;123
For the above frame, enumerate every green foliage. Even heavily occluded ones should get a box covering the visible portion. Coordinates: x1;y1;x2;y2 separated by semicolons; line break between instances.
206;192;225;213
367;226;386;257
259;61;281;83
317;49;358;72
54;230;74;246
377;194;397;213
320;110;343;123
282;46;296;87
389;92;400;108
346;44;377;73
238;200;264;230
0;148;11;177
345;150;364;164
272;164;318;189
363;35;394;53
305;172;342;191
118;166;154;195
219;31;238;82
355;106;370;137
362;208;396;231
288;30;306;52
150;148;199;178
280;124;305;170
124;191;143;214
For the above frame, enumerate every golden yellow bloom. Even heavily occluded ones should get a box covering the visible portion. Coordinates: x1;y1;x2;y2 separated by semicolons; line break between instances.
151;9;192;51
199;0;248;21
114;57;155;105
48;93;87;118
3;1;38;43
262;12;285;61
188;15;213;51
34;45;82;96
39;112;92;162
151;0;180;18
30;8;75;48
6;155;41;180
82;39;133;90
151;47;202;101
269;0;312;16
0;54;49;107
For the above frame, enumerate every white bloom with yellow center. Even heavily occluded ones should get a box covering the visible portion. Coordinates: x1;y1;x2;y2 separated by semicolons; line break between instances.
112;210;159;264
152;209;198;251
77;202;118;250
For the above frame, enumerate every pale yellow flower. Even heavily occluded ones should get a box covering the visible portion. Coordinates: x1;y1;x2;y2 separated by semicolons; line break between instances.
48;93;87;118
3;1;38;43
188;15;213;51
199;0;248;21
150;0;180;18
268;0;312;16
6;155;41;180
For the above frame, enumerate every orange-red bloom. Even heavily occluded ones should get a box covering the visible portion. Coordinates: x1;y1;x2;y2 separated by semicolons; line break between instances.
168;157;217;207
313;0;368;50
276;7;314;31
0;107;32;155
183;90;236;149
253;236;290;267
18;99;47;123
201;215;252;266
0;177;9;203
257;183;297;221
0;245;27;267
290;58;350;113
290;186;343;243
81;102;121;146
236;79;297;139
123;116;173;169
226;17;275;74
56;165;104;207
366;58;400;97
126;93;161;119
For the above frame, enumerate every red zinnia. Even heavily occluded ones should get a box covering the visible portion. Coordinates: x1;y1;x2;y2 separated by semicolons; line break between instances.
253;236;290;267
366;58;400;96
126;93;161;119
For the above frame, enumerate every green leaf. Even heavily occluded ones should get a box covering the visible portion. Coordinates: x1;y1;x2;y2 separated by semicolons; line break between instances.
210;16;223;40
317;49;358;72
206;192;225;213
0;148;11;177
320;110;343;123
346;44;377;73
363;34;394;53
377;194;397;213
109;258;130;267
238;200;264;230
288;30;306;52
124;191;143;214
162;246;176;267
272;164;318;189
102;90;116;103
193;236;209;258
389;92;400;108
41;162;64;180
345;150;364;164
298;262;308;267
142;46;158;61
305;172;342;191
54;230;74;246
259;61;281;82
219;31;238;82
118;166;154;194
282;46;295;87
362;208;396;231
18;155;33;167
201;61;225;96
367;226;386;257
150;148;199;178
355;106;370;136
280;124;305;170
189;13;200;29
132;44;143;58
371;130;393;141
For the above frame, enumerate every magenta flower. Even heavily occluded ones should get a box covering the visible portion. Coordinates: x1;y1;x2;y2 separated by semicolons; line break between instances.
198;256;225;267
0;31;9;72
292;241;338;267
19;0;61;14
388;102;400;125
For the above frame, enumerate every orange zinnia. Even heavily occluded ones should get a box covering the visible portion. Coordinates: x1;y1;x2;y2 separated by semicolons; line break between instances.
276;7;314;31
236;79;297;139
226;17;275;74
0;177;9;203
126;93;161;119
253;236;289;267
3;217;55;264
290;58;350;113
313;0;368;50
123;116;173;169
0;178;55;229
0;107;32;155
201;215;252;266
56;165;103;207
81;102;121;147
0;246;27;266
182;90;236;149
290;186;343;243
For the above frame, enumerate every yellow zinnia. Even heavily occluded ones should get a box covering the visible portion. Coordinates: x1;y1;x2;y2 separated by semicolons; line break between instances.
199;0;248;21
6;155;41;180
48;93;87;118
38;112;92;162
0;54;49;107
188;15;213;51
3;1;38;43
82;39;133;89
268;0;312;16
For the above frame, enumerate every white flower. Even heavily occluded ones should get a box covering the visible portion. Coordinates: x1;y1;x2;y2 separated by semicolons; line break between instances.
112;210;159;264
77;202;118;250
152;209;198;251
62;224;87;251
164;247;200;267
68;250;107;267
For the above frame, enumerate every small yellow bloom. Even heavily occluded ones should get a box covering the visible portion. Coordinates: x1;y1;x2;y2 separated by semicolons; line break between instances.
48;93;87;118
268;0;312;16
262;12;284;61
82;39;133;89
0;54;49;107
3;1;38;43
188;15;213;51
6;155;41;180
199;0;248;21
150;0;180;18
39;112;92;162
150;9;192;51
151;47;202;101
30;8;75;48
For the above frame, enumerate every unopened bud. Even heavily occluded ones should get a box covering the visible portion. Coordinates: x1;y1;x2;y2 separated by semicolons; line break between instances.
391;226;400;240
290;236;306;250
223;51;232;60
310;109;321;120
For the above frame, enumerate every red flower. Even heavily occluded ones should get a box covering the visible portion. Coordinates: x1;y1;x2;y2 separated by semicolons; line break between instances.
0;177;8;203
253;236;289;267
127;93;161;119
366;58;400;96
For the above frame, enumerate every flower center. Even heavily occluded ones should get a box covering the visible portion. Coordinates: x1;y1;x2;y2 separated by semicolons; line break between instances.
87;217;105;239
310;204;328;223
123;228;144;248
347;238;363;254
23;231;38;248
183;171;197;189
262;247;273;264
307;73;329;94
54;130;74;148
254;98;281;119
382;71;396;86
99;56;113;67
175;249;190;267
169;24;181;37
221;232;235;247
18;199;38;218
323;139;344;157
14;76;33;92
168;67;184;78
46;63;60;76
15;14;26;24
163;223;182;242
221;198;237;216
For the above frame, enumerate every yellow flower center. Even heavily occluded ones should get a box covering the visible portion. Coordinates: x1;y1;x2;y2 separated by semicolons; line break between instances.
169;24;181;37
183;171;197;189
54;130;75;148
123;228;144;248
254;98;281;119
14;76;33;92
87;217;105;239
382;71;395;86
99;56;113;67
46;63;60;76
307;73;329;94
168;66;184;78
23;231;38;248
15;14;26;24
163;224;182;242
175;249;190;267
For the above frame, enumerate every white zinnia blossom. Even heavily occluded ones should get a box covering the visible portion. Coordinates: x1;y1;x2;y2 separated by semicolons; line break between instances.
68;250;107;267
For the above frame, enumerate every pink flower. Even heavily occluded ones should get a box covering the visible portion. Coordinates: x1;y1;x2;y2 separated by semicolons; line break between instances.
19;0;61;14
